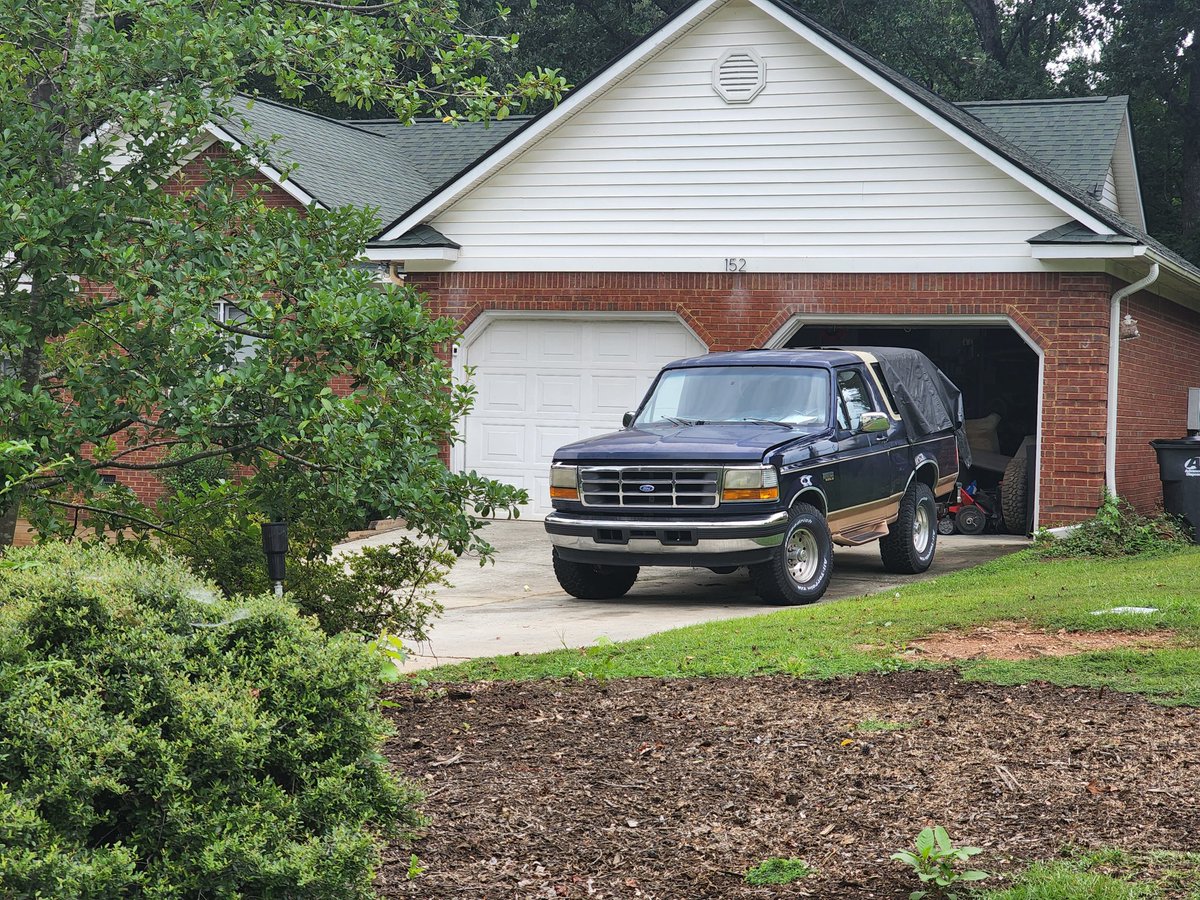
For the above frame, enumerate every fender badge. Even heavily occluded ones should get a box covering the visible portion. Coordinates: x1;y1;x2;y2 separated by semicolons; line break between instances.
823;472;835;482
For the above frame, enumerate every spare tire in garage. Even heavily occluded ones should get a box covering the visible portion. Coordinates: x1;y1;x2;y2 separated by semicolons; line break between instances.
1001;453;1029;535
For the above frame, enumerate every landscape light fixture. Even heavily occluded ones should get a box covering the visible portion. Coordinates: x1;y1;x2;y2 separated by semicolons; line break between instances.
261;521;288;597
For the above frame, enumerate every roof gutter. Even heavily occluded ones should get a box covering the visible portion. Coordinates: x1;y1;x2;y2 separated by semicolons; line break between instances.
1106;261;1160;496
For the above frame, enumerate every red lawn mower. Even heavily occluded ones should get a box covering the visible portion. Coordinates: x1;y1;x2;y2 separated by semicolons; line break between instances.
937;481;1001;535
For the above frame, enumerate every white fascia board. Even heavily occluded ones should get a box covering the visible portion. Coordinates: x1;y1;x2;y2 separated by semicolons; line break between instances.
1030;244;1146;261
362;246;459;262
743;0;1117;237
1115;111;1147;231
1145;247;1200;292
203;123;324;210
376;0;727;241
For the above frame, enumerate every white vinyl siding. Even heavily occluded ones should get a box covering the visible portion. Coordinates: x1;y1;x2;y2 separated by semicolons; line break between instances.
1101;166;1119;211
425;0;1072;273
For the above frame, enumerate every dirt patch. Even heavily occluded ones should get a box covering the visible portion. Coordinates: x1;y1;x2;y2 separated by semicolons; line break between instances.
901;621;1176;662
377;670;1200;899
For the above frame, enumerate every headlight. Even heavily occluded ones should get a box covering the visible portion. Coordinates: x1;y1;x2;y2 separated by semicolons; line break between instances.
722;466;779;502
549;464;579;501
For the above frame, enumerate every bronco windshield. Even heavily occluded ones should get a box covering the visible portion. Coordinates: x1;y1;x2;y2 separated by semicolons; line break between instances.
634;366;831;428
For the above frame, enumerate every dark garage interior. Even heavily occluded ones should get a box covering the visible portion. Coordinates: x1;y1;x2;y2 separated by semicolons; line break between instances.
787;323;1040;532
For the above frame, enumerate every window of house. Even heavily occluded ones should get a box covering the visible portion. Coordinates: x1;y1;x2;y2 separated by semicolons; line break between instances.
212;301;259;365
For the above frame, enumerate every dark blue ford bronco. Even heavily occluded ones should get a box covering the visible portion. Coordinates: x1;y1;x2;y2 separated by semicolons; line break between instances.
544;347;969;604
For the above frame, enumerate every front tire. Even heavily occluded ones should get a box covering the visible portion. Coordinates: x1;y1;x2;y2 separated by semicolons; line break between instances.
552;550;639;600
879;481;937;574
749;502;833;605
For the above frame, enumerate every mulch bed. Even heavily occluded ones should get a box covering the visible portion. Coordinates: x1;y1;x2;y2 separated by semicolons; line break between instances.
377;671;1200;898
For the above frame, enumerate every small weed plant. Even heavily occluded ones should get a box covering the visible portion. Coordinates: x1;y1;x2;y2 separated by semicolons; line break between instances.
856;719;914;732
1034;492;1190;559
891;826;988;899
744;857;812;885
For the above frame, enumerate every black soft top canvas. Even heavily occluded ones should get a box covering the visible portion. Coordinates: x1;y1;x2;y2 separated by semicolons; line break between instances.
832;347;971;469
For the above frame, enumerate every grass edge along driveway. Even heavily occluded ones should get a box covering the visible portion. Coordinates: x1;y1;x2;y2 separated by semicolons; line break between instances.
422;548;1200;706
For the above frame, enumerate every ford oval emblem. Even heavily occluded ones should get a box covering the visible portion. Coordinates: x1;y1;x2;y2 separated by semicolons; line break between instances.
638;484;656;493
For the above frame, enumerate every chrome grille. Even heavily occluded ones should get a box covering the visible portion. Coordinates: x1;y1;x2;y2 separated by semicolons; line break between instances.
579;466;721;508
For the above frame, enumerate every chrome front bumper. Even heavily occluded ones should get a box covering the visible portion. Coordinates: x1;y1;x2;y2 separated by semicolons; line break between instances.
544;510;789;561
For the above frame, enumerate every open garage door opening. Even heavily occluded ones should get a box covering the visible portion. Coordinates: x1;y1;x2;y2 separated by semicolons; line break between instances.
784;322;1041;533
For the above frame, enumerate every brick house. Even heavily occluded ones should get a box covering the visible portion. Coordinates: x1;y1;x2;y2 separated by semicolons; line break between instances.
200;0;1200;528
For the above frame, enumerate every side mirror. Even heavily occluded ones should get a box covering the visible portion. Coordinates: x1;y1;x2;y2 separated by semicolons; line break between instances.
859;411;890;434
622;411;635;428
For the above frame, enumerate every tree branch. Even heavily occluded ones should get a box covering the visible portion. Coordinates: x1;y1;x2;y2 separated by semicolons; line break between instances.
43;498;193;543
264;445;334;472
98;441;251;471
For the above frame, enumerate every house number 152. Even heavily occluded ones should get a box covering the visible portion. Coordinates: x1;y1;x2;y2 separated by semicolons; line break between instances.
724;257;747;272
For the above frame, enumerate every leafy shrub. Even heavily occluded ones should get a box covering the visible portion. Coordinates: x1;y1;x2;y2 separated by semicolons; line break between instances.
159;483;451;643
0;543;420;898
289;538;452;640
1034;492;1191;559
159;443;231;497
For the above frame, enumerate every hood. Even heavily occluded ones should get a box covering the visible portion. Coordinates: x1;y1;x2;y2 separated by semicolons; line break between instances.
553;423;826;463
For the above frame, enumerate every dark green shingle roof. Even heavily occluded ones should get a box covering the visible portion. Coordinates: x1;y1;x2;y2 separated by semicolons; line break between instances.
220;96;526;233
957;97;1128;200
349;118;529;187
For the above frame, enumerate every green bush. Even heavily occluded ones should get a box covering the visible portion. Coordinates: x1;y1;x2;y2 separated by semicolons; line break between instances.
0;543;420;898
289;538;451;641
1034;492;1191;559
160;483;451;641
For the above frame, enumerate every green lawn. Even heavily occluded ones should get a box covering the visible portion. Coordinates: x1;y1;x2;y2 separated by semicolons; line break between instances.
980;848;1200;899
425;548;1200;705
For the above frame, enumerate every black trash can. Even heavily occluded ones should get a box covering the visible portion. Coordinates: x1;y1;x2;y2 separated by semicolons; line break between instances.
1149;437;1200;544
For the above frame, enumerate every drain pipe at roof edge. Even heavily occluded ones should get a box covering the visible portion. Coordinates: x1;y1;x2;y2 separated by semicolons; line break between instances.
1106;261;1160;496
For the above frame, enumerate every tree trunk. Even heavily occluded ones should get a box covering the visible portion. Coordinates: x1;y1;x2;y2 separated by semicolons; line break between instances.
0;0;96;549
960;0;1008;67
0;497;19;550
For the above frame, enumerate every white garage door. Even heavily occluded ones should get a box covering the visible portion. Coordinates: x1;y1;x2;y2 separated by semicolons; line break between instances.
461;316;707;517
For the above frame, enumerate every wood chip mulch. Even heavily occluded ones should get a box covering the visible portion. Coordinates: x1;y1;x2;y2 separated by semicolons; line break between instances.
376;670;1200;898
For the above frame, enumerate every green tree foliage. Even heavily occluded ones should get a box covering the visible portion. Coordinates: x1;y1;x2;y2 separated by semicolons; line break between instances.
0;542;418;897
0;0;566;552
1092;0;1200;262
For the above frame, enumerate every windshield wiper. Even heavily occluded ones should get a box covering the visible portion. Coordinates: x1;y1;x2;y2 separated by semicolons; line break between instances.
723;418;795;428
661;416;701;426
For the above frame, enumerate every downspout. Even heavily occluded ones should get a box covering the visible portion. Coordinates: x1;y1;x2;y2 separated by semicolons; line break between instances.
1106;262;1160;495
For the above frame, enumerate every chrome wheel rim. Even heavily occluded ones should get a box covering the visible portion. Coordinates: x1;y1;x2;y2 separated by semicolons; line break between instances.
913;501;933;554
786;526;820;585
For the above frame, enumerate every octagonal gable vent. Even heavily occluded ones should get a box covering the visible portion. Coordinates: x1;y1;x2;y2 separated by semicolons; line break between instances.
712;48;766;104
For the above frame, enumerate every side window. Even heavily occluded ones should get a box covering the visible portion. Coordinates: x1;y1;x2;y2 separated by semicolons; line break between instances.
869;362;899;418
212;300;259;366
836;367;877;433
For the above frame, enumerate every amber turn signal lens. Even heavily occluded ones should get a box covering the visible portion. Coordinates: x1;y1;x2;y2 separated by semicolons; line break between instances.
549;486;579;500
722;487;779;502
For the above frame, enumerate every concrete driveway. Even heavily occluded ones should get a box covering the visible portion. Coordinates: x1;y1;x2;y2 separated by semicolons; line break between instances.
341;520;1027;670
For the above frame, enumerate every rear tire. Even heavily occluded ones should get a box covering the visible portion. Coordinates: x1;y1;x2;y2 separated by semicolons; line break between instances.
879;481;938;574
552;550;639;600
1001;453;1029;535
749;502;833;605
